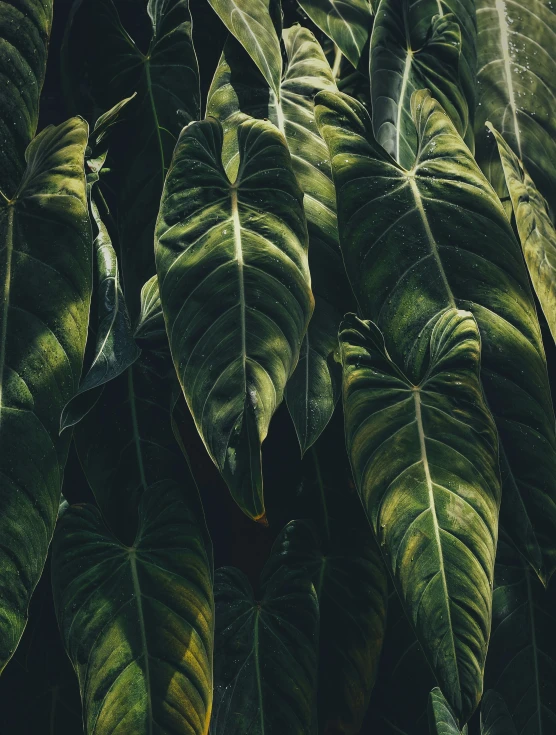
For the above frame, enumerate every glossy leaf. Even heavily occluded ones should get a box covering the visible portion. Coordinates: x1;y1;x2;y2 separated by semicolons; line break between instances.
52;480;214;735
370;0;473;169
0;0;53;196
475;0;556;215
207;25;353;453
295;0;373;68
63;0;200;314
155;117;313;523
429;688;467;735
340;309;500;723
134;275;166;348
207;0;282;98
480;691;517;735
485;534;556;732
315;87;556;583
0;119;91;671
211;564;319;734
489;124;556;344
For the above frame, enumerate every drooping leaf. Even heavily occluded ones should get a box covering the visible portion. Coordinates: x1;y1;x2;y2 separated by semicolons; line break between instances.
428;689;467;735
155;117;313;523
340;309;500;723
63;0;200;314
295;0;374;69
484;534;556;732
51;480;214;735
315;88;556;584
475;0;556;215
211;564;319;734
488;124;556;344
207;0;282;99
370;0;474;168
0;0;53;196
0;119;91;671
480;691;517;735
207;25;354;453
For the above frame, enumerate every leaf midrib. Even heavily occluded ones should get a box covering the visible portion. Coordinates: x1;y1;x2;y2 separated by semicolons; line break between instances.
0;206;14;432
129;548;153;734
494;0;522;156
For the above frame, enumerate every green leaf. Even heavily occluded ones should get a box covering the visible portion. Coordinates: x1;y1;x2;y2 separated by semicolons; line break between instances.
134;275;166;348
207;0;282;99
428;688;466;734
340;309;500;723
295;0;374;68
484;534;556;732
0;118;91;671
211;564;319;734
370;0;473;169
315;87;556;583
62;0;200;314
207;25;354;453
51;480;213;735
488;124;556;345
480;691;517;735
0;0;53;196
475;0;556;215
155;117;313;523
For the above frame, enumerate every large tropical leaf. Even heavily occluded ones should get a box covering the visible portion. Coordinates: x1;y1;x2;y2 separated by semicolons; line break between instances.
480;691;517;735
207;25;353;453
155;117;313;523
295;0;374;69
52;480;213;735
370;0;475;169
475;0;556;215
211;564;319;734
265;418;388;734
315;87;556;583
0;119;91;671
488;124;556;344
340;309;500;723
0;0;53;196
428;688;467;735
62;0;200;314
484;534;556;733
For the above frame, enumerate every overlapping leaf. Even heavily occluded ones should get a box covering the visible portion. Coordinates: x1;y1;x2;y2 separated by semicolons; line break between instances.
211;564;319;734
316;87;556;584
155;117;313;522
370;0;474;168
207;25;353;453
489;124;556;344
0;0;53;196
52;481;214;735
480;691;517;735
429;688;467;734
340;309;500;723
475;0;556;215
0;119;91;671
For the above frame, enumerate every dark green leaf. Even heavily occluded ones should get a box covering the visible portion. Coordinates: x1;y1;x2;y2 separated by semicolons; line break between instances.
428;688;466;734
52;480;213;735
315;87;556;584
155;117;313;523
480;691;517;735
134;275;166;348
0;118;91;671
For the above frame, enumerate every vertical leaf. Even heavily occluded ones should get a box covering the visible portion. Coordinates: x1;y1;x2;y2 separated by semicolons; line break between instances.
429;689;467;734
480;691;517;735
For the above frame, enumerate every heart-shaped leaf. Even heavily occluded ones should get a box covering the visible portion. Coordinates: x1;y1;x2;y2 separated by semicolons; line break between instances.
0;118;91;671
480;691;517;735
155;117;313;523
51;480;213;735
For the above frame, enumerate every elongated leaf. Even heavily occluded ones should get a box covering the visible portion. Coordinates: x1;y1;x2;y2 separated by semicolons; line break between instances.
211;564;319;734
207;25;353;453
134;275;166;348
52;480;213;735
485;535;556;732
429;689;467;734
0;119;91;671
0;0;53;196
316;88;556;583
488;124;556;344
63;0;200;314
370;0;474;168
296;0;373;68
155;117;313;523
480;691;517;735
475;0;556;215
340;309;500;723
